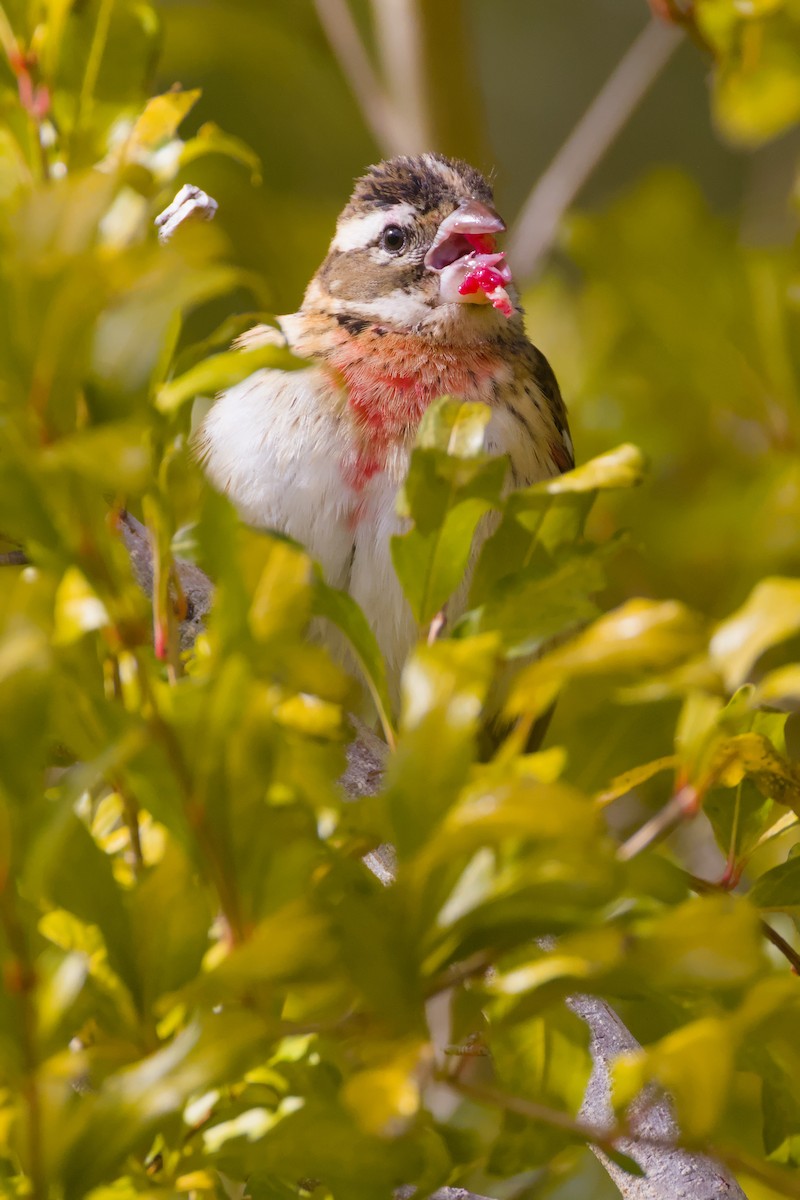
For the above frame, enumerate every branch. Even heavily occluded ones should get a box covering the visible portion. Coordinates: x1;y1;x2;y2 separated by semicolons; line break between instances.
312;0;409;155
314;0;488;163
507;19;683;280
118;509;211;651
370;0;430;151
403;0;488;164
567;991;747;1198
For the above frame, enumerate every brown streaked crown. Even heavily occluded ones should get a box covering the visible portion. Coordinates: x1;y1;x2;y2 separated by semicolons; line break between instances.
342;153;494;217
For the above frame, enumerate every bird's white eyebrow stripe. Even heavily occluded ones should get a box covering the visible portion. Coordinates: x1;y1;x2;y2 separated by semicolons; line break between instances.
330;203;417;253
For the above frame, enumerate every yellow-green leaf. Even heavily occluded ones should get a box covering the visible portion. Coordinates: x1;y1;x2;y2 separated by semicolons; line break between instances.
710;578;800;692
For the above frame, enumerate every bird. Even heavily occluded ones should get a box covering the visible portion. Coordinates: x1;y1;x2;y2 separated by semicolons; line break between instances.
197;153;573;690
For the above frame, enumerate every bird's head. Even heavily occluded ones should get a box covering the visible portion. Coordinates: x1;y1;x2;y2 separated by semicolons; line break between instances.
303;154;517;336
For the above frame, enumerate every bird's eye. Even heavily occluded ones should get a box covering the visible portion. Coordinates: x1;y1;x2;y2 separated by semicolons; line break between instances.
380;225;408;254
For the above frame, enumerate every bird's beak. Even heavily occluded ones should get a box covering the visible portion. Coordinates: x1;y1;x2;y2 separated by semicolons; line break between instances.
424;199;514;317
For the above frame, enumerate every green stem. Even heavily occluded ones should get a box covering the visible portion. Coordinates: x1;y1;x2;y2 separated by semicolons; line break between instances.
135;654;246;945
70;0;114;162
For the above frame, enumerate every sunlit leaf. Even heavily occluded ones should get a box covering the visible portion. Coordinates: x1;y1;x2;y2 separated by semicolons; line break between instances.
386;637;498;857
507;599;705;718
524;443;646;495
126;88;201;156
702;731;800;812
710;578;800;692
53;567;111;644
156;343;304;413
595;756;678;806
392;400;507;625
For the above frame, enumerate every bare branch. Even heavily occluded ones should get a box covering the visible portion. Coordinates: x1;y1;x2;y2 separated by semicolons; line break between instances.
371;0;429;149
312;0;408;155
568;991;747;1199
508;20;683;280
617;784;698;861
118;509;212;651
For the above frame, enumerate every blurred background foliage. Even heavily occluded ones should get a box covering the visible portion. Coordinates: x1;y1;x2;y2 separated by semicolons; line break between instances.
2;1;800;1199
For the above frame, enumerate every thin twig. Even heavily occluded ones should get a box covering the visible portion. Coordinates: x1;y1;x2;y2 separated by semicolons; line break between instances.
508;19;683;280
312;0;407;155
761;920;800;974
0;550;28;566
617;784;698;861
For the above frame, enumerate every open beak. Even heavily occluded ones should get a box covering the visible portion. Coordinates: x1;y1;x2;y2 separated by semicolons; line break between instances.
424;198;514;317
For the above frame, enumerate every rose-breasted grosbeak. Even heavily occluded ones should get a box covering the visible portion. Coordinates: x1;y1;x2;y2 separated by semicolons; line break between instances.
198;154;572;683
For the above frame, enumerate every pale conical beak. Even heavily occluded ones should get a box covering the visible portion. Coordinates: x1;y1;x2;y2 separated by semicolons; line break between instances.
426;198;506;255
424;199;515;318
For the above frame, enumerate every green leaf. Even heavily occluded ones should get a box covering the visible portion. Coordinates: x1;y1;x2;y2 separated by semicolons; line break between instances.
458;548;605;657
487;1010;592;1172
385;637;498;857
750;855;800;914
129;844;213;1008
704;779;775;864
755;664;800;708
58;1011;273;1198
415;393;493;455
392;489;502;625
248;536;314;643
391;397;506;624
629;894;765;990
312;577;395;742
181;122;263;184
53;567;111;644
507;599;706;718
702;731;800;812
469;445;643;607
596;755;678;806
26;808;140;1004
156;343;304;413
126;87;202;156
340;1042;426;1136
602;1148;646;1178
698;3;800;143
41;420;152;493
492;1007;591;1115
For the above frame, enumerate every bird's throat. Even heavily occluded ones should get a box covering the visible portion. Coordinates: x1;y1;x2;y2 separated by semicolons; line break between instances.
326;324;504;463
